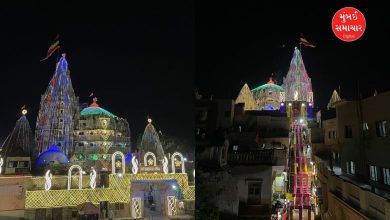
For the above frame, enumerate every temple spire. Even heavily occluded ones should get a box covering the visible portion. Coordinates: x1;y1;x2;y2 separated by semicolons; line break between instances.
282;47;313;103
327;89;341;109
35;54;79;156
235;83;257;110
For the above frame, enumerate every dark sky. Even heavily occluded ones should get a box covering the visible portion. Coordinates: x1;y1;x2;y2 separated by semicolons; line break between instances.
0;6;195;151
196;3;389;110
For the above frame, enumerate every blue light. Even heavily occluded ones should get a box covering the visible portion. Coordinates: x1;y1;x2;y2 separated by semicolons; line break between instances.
36;144;69;166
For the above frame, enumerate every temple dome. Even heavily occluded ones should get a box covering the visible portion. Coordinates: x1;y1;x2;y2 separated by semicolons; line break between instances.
80;97;119;119
37;144;69;165
252;77;284;92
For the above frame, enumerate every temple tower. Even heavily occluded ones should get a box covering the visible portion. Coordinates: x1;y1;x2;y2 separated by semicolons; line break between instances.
35;54;80;157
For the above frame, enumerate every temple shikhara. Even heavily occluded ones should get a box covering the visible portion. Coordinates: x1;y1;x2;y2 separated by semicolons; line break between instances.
0;53;194;219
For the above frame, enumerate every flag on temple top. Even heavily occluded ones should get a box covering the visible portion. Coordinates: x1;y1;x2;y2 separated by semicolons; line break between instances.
40;35;60;61
89;92;94;97
300;35;316;48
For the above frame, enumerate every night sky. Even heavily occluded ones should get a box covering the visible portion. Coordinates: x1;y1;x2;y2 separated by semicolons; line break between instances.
196;3;389;110
0;6;195;150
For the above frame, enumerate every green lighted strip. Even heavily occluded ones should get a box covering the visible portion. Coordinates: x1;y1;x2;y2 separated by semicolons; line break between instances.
252;83;284;92
80;107;119;119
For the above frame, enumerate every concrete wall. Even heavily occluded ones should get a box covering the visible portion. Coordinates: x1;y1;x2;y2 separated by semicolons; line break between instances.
314;155;390;220
0;175;27;211
336;91;390;183
215;99;235;129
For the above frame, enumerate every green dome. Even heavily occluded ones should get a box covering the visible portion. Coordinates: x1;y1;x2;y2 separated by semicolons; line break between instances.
251;83;284;92
80;106;118;119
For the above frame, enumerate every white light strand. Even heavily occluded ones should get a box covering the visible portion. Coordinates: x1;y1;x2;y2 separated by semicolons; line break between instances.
90;167;96;189
0;156;3;174
132;157;138;174
44;170;53;191
68;165;83;190
163;156;169;174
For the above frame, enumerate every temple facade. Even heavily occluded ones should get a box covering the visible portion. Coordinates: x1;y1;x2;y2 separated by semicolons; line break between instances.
34;54;131;170
72;98;131;168
235;48;314;120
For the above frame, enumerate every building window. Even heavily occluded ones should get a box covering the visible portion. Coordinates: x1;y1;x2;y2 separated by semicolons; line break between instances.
347;161;355;175
7;161;17;168
18;161;29;168
328;131;331;139
382;168;390;185
376;120;387;137
363;122;369;131
248;182;262;204
370;165;378;181
344;126;352;138
78;142;84;146
224;111;231;118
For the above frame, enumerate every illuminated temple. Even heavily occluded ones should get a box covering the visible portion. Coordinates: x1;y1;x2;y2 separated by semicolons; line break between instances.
0;53;194;219
72;97;131;169
235;47;314;119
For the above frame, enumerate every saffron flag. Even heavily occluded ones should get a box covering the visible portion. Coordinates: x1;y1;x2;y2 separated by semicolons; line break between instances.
300;36;316;48
40;35;60;61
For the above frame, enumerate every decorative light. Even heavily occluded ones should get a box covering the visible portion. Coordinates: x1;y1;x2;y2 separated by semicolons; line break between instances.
0;156;3;174
281;102;284;106
175;160;182;167
184;157;187;162
25;173;195;209
309;102;312;106
172;185;176;190
163;156;169;174
132;157;139;174
288;103;292;106
302;103;305;107
148;118;152;123
299;118;304;124
22;109;28;115
44;170;53;191
90;167;96;189
117;173;123;178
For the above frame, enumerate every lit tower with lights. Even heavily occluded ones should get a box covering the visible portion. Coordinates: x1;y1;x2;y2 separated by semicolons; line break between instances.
35;54;80;157
140;118;165;163
283;47;314;219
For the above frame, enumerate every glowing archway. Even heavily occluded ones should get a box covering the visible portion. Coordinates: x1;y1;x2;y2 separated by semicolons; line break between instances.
68;165;83;190
171;152;185;174
112;151;125;174
144;152;157;166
